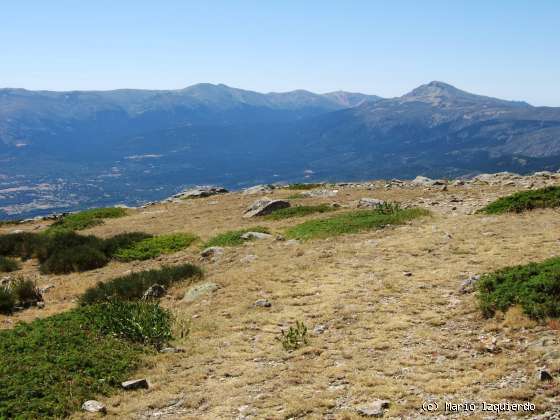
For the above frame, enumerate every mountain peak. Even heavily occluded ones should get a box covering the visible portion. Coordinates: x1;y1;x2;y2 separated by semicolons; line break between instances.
401;81;467;103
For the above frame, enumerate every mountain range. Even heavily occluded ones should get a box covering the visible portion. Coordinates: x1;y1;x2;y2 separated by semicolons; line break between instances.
1;81;560;218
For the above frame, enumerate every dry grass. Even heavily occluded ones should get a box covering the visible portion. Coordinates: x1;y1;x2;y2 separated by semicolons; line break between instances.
1;182;559;418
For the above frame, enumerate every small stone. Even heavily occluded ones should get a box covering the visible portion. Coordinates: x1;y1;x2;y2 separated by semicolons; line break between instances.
39;284;55;293
459;274;480;293
403;271;413;277
142;284;166;300
357;400;390;417
200;246;224;258
240;254;257;263
160;347;186;353
121;378;149;390
536;370;554;381
240;231;272;240
36;301;45;309
285;239;300;246
254;299;272;308
313;324;327;335
357;198;385;208
82;400;107;413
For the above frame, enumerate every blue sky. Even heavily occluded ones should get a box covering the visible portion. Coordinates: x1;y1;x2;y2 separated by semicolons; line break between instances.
2;1;559;105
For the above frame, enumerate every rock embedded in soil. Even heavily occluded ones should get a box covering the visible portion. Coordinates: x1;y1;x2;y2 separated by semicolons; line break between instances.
356;400;390;417
142;284;166;300
254;299;272;307
243;197;290;218
121;378;150;390
241;231;273;240
200;246;224;258
357;197;385;208
183;282;219;303
82;400;107;413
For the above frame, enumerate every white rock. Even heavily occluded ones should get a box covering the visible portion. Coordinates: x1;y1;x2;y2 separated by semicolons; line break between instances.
82;400;107;413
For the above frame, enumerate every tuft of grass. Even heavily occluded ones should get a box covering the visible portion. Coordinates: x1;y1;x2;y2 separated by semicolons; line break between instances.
277;321;309;351
285;206;429;240
264;204;335;220
0;301;171;418
80;264;202;305
203;226;270;248
479;186;560;214
48;207;127;232
477;256;560;319
285;183;324;190
0;256;20;272
0;286;16;314
11;277;42;307
113;233;198;261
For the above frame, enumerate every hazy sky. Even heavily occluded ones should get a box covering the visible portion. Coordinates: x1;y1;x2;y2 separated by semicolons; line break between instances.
2;1;559;105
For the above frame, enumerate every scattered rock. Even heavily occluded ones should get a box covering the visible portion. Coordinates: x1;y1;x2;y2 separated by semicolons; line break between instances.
403;271;413;277
240;231;273;240
459;274;480;293
200;246;224;258
411;176;446;187
121;378;149;390
357;198;385;208
82;400;107;413
356;400;390;417
240;254;257;263
536;370;554;381
36;301;45;309
313;324;327;335
142;284;166;300
183;282;219;303
160;347;186;353
301;189;338;198
243;198;290;218
243;184;274;195
285;239;300;246
174;186;228;199
254;299;272;308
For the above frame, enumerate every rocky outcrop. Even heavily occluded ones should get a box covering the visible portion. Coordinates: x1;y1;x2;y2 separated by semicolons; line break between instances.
243;198;290;218
173;186;228;199
357;198;385;208
242;184;275;195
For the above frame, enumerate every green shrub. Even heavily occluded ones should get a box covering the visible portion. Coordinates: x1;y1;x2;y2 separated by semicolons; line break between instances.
89;300;172;349
11;278;42;307
40;244;109;274
285;183;324;190
0;301;170;418
48;207;127;232
203;226;270;248
285;207;430;240
101;232;153;257
264;204;335;220
80;264;202;305
0;256;20;272
477;257;560;319
277;321;309;351
114;233;198;261
0;286;16;314
479;186;560;214
0;232;46;260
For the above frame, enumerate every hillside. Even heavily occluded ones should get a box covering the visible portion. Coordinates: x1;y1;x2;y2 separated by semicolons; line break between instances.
1;172;559;418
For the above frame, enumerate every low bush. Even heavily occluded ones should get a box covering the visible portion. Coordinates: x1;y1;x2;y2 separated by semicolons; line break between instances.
11;278;42;307
479;186;560;214
477;257;560;319
265;204;335;220
113;233;198;261
285;183;324;190
0;301;171;418
0;231;153;274
48;207;127;232
80;264;202;305
285;206;430;240
277;321;309;351
0;286;16;314
203;226;270;248
0;256;20;272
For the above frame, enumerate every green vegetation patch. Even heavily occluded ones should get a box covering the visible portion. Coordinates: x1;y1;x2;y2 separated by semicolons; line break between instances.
203;226;270;248
0;301;172;418
265;204;335;220
48;207;127;232
80;264;202;305
113;233;198;261
285;183;324;190
285;206;429;240
479;186;560;214
477;257;560;319
0;255;20;272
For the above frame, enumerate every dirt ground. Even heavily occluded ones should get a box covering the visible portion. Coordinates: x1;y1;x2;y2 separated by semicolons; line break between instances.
2;181;559;419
